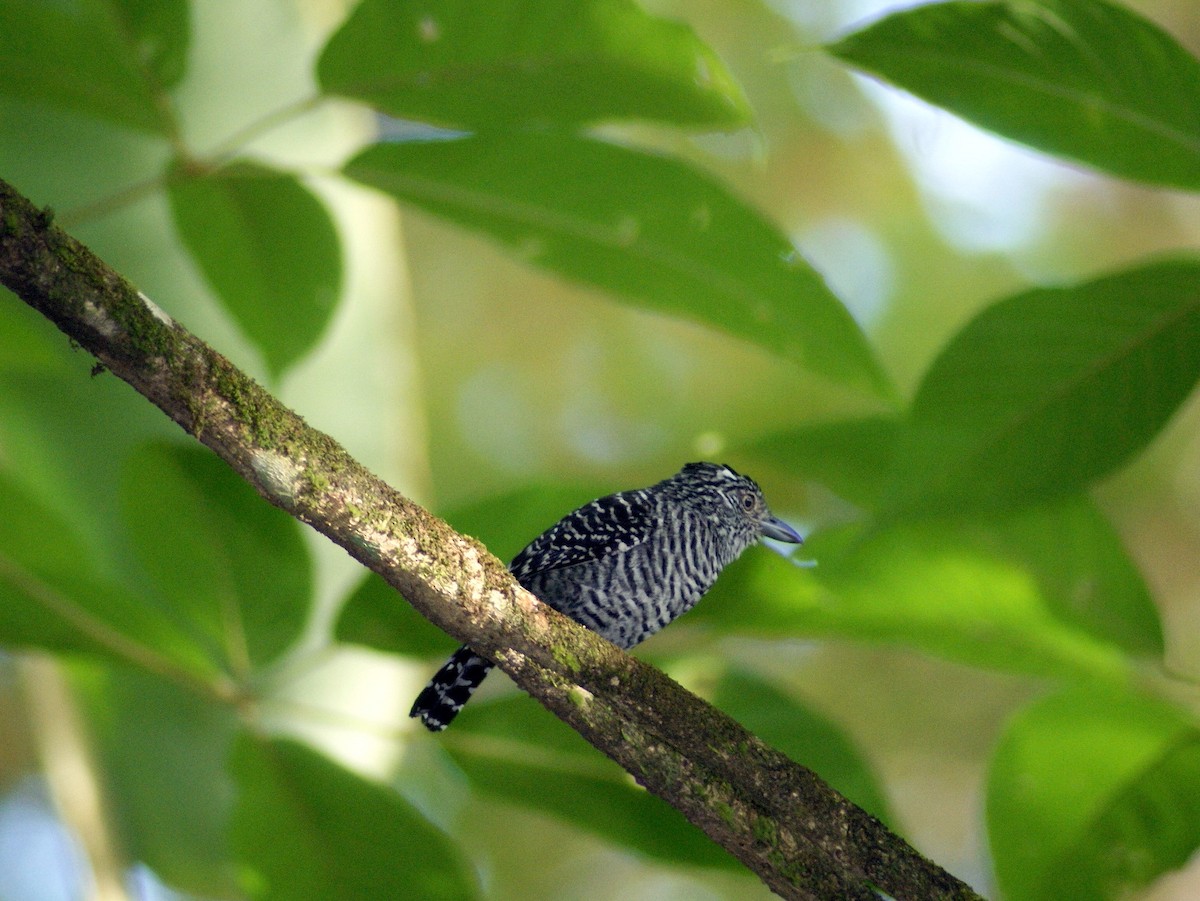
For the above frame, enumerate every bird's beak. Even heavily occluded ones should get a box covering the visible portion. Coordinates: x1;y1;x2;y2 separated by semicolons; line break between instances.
761;516;804;544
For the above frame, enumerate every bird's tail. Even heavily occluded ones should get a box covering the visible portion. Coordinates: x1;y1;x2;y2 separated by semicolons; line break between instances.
410;645;494;731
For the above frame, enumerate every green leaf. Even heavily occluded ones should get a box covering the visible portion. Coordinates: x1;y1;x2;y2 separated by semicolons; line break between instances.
828;0;1200;190
230;735;479;900
995;496;1161;657
0;292;73;374
710;669;891;824
0;0;179;133
334;572;451;658
448;696;738;869
109;0;191;89
693;500;1150;680
75;665;241;898
988;686;1200;901
167;161;342;377
346;134;889;396
121;442;310;673
0;468;208;672
883;259;1200;515
317;0;750;129
738;416;900;508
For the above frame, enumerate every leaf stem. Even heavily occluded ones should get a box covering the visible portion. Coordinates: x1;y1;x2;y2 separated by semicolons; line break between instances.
0;551;242;707
58;92;332;229
201;92;329;163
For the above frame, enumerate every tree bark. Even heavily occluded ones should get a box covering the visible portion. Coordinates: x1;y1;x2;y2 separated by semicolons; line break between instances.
0;175;985;901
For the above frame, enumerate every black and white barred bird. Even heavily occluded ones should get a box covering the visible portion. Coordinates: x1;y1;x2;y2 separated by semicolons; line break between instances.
410;461;803;731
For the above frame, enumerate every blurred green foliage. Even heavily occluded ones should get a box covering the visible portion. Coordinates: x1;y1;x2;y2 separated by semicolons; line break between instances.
2;0;1200;899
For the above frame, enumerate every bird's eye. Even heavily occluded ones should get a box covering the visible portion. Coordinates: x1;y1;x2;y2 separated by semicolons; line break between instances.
740;492;756;512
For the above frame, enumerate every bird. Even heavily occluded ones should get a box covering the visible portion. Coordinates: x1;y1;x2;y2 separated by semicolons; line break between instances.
409;461;803;731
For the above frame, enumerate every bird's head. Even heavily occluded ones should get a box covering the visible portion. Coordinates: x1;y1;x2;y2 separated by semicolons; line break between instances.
671;462;803;547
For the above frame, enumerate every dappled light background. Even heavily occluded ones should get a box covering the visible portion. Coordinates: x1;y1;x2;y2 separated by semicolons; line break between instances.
397;0;1200;896
2;0;1200;899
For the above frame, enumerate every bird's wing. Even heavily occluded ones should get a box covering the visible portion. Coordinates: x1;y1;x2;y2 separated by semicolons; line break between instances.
509;489;657;581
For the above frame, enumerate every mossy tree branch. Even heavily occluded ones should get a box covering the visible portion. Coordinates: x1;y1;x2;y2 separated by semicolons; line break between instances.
0;175;983;901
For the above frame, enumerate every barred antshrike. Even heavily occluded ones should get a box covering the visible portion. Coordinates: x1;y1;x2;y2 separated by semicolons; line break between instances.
410;462;802;731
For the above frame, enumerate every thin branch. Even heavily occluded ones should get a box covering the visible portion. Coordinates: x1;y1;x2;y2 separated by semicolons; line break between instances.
59;93;325;229
0;174;985;901
19;656;131;901
200;92;326;162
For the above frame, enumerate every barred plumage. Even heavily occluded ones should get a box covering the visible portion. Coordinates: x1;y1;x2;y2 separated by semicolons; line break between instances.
410;462;802;731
